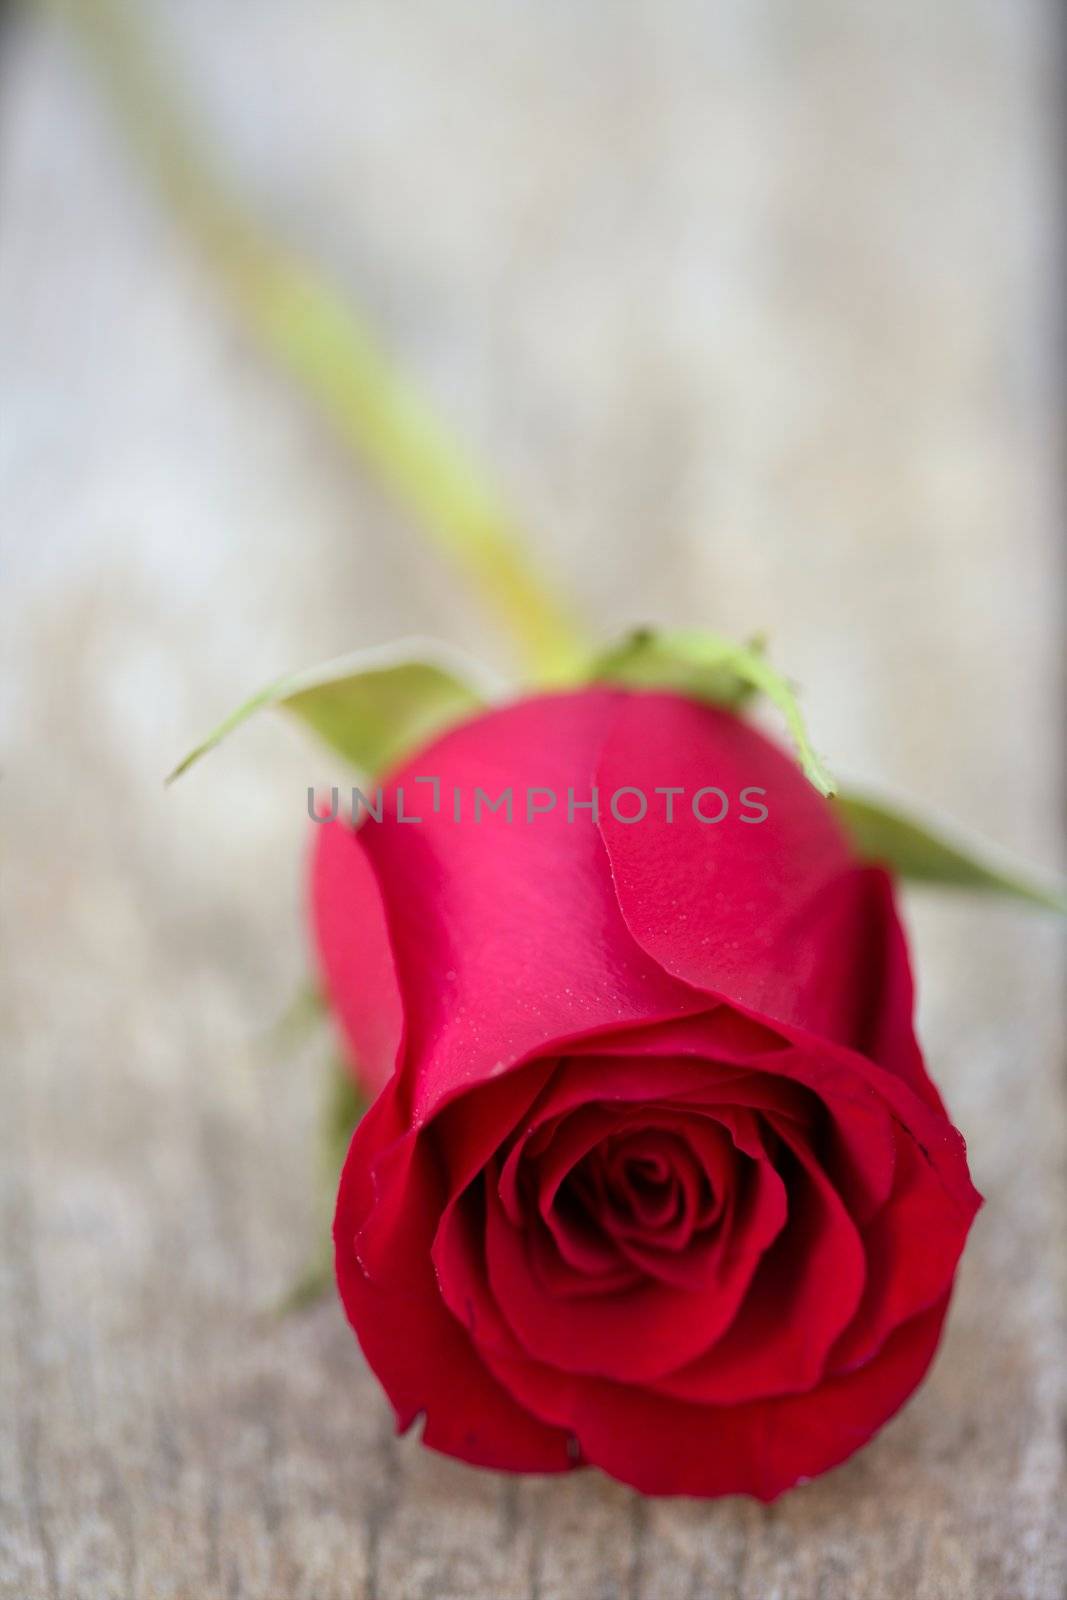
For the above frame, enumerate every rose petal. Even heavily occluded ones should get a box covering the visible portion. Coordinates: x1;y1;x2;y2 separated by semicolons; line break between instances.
309;818;405;1096
596;695;854;1036
481;1134;785;1382
614;1147;786;1292
652;1121;866;1404
565;1012;958;1225
483;1294;952;1499
829;1130;976;1373
334;1083;573;1471
359;691;710;1122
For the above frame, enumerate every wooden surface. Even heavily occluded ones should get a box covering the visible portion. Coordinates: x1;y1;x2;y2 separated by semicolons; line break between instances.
1;2;1064;1596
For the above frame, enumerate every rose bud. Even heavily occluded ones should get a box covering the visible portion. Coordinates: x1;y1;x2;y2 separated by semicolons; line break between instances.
311;688;980;1500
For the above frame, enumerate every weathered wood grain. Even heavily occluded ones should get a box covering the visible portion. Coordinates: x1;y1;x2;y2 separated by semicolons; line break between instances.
1;2;1063;1595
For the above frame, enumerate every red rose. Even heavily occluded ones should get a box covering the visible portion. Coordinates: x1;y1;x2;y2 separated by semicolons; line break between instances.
311;688;980;1499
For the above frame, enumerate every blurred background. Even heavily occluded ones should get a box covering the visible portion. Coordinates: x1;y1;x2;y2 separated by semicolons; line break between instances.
1;3;1064;1597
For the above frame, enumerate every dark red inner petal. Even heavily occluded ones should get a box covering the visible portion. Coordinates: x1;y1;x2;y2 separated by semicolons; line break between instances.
557;1123;731;1289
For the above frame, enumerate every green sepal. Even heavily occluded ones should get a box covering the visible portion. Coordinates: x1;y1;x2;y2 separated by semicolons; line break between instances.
836;791;1066;913
168;640;489;782
591;628;835;797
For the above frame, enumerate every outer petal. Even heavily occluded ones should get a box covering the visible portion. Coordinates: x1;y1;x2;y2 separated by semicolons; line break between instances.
595;695;941;1107
309;819;405;1097
596;694;854;1038
829;1132;975;1373
333;1078;574;1472
778;865;941;1107
359;690;708;1121
483;1294;952;1500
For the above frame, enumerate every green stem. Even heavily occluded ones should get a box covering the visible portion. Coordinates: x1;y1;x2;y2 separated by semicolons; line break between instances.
36;0;589;682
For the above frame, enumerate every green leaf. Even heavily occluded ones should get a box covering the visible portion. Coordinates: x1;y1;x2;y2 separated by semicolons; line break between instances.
836;791;1066;913
168;639;488;782
592;628;835;797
